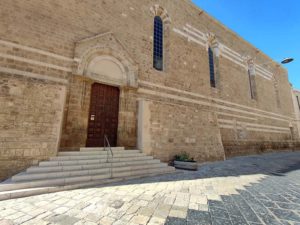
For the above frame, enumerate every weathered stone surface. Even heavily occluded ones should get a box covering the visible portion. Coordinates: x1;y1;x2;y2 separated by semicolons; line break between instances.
0;75;66;180
0;0;299;180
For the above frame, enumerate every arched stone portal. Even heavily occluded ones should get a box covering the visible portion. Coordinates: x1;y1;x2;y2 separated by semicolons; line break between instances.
60;33;138;150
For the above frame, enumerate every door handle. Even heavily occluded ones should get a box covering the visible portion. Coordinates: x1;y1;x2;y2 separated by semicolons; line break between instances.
90;115;95;121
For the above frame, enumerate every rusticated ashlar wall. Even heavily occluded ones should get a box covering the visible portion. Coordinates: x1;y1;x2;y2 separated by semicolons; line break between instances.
0;75;66;180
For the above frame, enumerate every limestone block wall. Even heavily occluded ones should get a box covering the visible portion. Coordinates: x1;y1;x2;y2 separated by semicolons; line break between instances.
138;100;224;163
0;74;66;181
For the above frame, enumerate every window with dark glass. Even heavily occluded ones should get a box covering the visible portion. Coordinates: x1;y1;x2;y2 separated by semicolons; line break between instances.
208;47;216;87
297;96;300;110
153;16;163;71
248;70;254;99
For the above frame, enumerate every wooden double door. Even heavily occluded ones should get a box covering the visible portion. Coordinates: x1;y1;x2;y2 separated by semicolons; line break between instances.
86;83;120;147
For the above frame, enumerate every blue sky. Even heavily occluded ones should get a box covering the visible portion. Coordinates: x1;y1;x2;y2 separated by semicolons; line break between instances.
192;0;300;90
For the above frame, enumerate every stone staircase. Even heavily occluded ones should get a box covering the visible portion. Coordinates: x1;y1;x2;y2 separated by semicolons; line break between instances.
0;147;175;200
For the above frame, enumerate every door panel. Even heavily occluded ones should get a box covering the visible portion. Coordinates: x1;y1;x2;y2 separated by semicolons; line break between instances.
86;83;120;147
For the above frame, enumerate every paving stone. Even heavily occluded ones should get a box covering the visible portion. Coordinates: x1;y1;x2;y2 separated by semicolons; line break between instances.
27;208;48;217
1;153;300;225
46;214;80;225
0;220;14;225
257;213;282;225
276;202;300;210
109;200;124;209
99;216;115;225
147;216;166;225
198;204;209;212
53;206;70;214
85;213;103;223
130;215;150;225
229;215;249;225
280;220;292;225
12;215;32;224
112;220;128;225
211;217;232;225
264;194;291;203
4;212;24;220
153;204;172;219
187;210;211;225
169;206;188;219
138;206;155;217
260;200;279;208
165;217;187;225
231;195;261;223
269;208;300;222
208;200;225;209
247;223;264;225
209;207;230;220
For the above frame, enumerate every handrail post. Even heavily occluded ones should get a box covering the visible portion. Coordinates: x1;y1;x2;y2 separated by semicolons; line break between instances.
104;135;113;178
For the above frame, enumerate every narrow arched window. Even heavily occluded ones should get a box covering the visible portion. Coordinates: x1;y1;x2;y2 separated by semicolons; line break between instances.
153;16;163;71
248;69;254;99
208;47;216;87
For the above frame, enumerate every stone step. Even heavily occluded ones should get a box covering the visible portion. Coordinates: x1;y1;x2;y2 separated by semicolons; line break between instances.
0;147;176;201
39;155;154;167
80;147;125;151
27;159;161;173
0;169;177;201
51;151;144;161
58;150;140;156
0;167;175;193
12;163;168;182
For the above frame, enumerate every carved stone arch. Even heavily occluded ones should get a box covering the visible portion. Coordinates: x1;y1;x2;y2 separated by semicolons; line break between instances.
73;32;138;88
150;5;171;24
246;57;256;75
206;33;217;45
206;32;219;55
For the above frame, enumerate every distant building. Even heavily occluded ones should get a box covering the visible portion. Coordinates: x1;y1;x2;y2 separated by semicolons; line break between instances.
0;0;299;180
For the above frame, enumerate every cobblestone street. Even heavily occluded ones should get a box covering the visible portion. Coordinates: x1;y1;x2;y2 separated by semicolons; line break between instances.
0;151;300;225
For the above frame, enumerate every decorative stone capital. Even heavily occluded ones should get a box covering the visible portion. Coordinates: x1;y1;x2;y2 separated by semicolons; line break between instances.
206;33;220;57
150;5;171;24
245;57;256;76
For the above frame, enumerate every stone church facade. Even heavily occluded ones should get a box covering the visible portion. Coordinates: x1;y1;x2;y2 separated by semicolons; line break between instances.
0;0;299;180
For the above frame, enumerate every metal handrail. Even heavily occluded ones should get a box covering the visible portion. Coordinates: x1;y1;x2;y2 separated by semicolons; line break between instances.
104;135;113;178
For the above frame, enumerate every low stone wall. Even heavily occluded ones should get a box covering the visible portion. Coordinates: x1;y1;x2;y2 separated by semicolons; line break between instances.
0;75;66;181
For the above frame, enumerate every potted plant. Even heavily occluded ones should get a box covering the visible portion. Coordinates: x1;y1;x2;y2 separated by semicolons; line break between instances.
173;152;198;171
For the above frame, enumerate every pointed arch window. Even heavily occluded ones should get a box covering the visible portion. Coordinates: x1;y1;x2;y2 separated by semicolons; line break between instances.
153;16;163;71
208;47;216;87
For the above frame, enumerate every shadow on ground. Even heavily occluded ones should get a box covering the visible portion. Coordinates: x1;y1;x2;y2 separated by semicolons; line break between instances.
94;151;300;189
